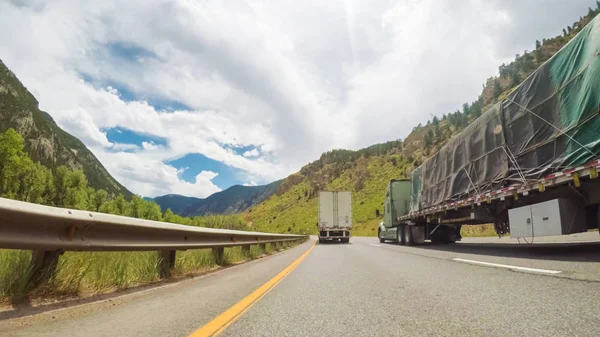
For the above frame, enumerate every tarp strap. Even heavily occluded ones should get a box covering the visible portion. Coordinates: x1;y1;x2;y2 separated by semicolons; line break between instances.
462;167;480;196
504;97;598;159
501;145;529;186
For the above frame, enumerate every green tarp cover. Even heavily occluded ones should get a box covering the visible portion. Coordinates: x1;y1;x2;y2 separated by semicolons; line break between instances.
411;15;600;211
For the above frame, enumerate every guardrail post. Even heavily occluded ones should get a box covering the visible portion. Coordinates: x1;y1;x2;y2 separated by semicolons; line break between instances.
158;250;176;278
29;250;60;287
242;245;251;255
212;247;225;265
259;243;266;251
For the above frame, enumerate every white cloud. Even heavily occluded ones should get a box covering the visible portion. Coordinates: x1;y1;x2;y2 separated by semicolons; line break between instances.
110;143;140;151
0;0;595;197
243;149;260;157
141;141;160;151
243;181;258;187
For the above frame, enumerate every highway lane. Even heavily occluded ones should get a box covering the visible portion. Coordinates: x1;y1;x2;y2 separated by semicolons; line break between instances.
378;232;600;282
0;241;314;337
222;236;600;337
1;235;599;337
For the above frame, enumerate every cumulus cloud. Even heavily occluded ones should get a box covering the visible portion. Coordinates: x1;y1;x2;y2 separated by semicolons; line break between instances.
0;0;594;197
243;149;260;158
110;143;140;151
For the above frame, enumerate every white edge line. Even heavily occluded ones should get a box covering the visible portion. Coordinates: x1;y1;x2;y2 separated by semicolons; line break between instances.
452;258;562;274
369;244;382;247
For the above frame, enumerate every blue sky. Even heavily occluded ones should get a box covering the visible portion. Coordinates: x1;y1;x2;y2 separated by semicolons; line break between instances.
1;0;594;198
104;127;167;149
167;154;248;189
102;126;255;189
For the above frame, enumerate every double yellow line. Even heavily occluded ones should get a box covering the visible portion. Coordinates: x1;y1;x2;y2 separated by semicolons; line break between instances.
189;241;316;337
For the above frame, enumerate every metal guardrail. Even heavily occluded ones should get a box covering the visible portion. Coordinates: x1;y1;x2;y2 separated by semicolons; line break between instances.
0;197;307;282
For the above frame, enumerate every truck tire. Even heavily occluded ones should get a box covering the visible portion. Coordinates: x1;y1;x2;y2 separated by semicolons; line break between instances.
404;226;415;246
397;225;406;245
430;226;457;244
378;230;385;243
446;228;458;244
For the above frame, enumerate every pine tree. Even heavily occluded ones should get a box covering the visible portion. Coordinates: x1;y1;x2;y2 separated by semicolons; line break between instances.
462;102;471;117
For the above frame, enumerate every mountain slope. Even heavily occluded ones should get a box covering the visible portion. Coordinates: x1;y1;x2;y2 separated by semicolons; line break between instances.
245;8;600;236
145;194;202;215
181;180;282;216
0;59;131;197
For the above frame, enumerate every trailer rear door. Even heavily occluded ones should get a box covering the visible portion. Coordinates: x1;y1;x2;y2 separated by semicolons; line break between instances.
319;191;334;228
336;191;352;229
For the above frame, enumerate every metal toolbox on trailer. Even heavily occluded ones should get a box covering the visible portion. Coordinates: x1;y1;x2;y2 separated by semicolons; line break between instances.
508;199;587;238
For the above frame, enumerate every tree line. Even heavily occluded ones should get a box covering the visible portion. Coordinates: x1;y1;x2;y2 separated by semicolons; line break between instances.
0;128;247;230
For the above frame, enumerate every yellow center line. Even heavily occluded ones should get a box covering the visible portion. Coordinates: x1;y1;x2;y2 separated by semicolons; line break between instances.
188;240;317;337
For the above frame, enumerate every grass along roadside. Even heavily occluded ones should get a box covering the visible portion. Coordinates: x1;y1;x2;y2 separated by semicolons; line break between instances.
0;240;303;305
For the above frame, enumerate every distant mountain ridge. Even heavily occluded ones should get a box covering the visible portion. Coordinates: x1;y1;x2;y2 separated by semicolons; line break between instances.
149;180;282;216
0;59;131;197
144;194;202;215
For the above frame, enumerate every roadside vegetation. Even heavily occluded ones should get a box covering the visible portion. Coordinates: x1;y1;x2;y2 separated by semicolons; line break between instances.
0;241;300;304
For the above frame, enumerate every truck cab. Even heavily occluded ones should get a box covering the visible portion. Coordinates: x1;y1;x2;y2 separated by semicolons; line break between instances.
379;180;411;242
378;179;429;245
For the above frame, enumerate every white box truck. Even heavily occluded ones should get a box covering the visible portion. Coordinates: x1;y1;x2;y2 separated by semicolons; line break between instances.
318;191;352;243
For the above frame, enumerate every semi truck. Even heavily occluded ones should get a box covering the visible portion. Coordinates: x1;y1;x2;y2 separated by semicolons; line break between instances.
379;15;600;245
318;191;352;243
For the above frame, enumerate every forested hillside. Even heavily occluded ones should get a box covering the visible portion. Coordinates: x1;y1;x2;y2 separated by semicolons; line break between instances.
0;59;131;197
244;6;600;236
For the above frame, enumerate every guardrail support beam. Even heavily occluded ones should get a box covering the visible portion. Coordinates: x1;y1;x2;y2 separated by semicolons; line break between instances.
29;250;60;287
158;250;176;278
259;243;266;251
212;247;225;265
242;245;251;255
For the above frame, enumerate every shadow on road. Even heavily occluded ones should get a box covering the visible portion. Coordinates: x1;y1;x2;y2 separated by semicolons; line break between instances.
404;241;600;262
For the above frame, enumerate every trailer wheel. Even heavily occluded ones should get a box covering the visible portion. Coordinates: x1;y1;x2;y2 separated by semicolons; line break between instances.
430;226;456;244
404;226;415;246
446;227;458;244
397;225;406;245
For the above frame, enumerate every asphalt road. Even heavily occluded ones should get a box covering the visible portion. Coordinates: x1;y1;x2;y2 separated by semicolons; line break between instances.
2;234;599;337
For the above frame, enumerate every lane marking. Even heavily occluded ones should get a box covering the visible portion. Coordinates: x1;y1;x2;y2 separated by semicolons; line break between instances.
452;258;562;275
369;244;382;247
189;241;316;337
